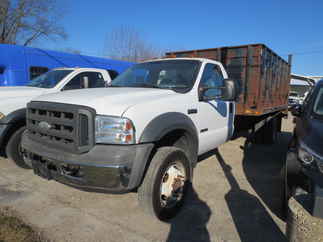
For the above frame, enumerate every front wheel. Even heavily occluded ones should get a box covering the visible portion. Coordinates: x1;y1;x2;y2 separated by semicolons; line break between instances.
138;147;191;220
5;126;31;169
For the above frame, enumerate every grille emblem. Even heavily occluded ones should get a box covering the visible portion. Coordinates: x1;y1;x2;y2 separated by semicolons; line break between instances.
39;121;52;130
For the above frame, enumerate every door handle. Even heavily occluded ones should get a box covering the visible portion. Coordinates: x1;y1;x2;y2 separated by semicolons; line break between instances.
187;109;198;114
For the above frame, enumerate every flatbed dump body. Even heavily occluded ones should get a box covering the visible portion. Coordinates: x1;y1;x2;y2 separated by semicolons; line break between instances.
166;44;290;116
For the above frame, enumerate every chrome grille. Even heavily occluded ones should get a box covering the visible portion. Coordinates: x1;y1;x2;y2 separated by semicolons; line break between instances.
26;102;95;154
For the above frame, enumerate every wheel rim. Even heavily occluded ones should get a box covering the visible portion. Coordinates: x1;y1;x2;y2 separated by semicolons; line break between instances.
159;161;186;209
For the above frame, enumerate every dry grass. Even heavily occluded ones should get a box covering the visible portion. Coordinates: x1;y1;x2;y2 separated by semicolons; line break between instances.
0;207;45;242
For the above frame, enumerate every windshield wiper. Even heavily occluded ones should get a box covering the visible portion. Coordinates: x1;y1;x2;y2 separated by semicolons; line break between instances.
108;83;176;91
135;83;176;90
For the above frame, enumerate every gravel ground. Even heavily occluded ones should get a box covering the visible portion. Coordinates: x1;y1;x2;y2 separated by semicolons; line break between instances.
0;116;294;242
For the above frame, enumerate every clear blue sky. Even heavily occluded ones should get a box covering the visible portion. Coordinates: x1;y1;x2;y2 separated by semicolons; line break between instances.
39;0;323;76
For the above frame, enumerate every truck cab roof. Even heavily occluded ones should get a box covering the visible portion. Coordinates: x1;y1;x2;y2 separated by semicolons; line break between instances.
142;57;224;66
52;67;109;72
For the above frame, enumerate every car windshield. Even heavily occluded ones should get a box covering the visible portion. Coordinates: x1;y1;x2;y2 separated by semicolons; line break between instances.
289;92;298;97
313;86;323;119
27;70;73;88
110;60;200;93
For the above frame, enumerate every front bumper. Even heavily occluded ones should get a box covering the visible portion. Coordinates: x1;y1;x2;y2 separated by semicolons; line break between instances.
287;150;323;218
21;132;154;193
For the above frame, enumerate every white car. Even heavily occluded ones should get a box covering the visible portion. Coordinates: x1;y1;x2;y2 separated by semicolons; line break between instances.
0;68;113;168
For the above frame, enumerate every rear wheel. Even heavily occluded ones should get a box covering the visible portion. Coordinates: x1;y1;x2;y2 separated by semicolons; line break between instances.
138;147;191;220
5;126;31;169
264;118;278;144
253;117;278;144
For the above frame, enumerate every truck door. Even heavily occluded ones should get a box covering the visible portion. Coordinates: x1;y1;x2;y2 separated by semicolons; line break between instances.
196;63;233;154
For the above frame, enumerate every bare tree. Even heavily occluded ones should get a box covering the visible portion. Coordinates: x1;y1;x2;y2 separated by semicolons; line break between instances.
104;26;163;62
0;0;67;46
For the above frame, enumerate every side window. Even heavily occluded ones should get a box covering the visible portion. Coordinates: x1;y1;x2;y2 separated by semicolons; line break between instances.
200;64;224;99
200;64;224;88
64;73;83;90
0;66;5;74
107;69;119;80
88;72;106;88
30;66;49;80
64;72;106;90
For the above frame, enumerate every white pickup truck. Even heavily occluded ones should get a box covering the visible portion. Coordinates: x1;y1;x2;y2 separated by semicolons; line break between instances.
0;67;114;168
21;58;239;219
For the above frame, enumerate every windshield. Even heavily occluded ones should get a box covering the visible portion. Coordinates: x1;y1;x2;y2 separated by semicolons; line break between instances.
313;87;323;118
111;60;201;93
27;70;73;88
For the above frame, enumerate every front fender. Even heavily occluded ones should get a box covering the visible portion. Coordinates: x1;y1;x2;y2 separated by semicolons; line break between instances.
0;108;26;125
0;108;26;155
139;112;199;165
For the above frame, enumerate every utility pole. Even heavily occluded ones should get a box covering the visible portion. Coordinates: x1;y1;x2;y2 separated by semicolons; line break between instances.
288;54;293;66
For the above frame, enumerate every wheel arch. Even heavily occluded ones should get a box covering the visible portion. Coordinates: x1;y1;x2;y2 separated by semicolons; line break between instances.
139;112;199;166
0;108;26;156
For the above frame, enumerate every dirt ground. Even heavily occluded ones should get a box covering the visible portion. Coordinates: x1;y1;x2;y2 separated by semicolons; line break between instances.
0;116;294;242
0;207;44;242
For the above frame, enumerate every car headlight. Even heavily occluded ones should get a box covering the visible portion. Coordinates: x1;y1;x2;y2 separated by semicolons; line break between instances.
95;115;135;144
0;112;5;120
298;145;314;165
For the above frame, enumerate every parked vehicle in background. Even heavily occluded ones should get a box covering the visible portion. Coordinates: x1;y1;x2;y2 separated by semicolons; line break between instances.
0;67;130;169
288;91;301;106
0;44;132;87
282;79;323;218
21;44;291;219
299;90;310;105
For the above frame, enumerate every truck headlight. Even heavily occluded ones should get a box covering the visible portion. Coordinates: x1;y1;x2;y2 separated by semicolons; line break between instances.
95;115;135;144
0;112;5;120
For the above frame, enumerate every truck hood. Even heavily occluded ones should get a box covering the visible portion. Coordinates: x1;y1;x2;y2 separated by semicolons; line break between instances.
0;86;46;98
33;87;178;116
0;87;47;115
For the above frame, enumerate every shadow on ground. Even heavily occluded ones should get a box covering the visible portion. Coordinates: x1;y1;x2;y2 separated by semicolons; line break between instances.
242;131;292;220
166;183;211;242
215;149;287;242
166;131;292;242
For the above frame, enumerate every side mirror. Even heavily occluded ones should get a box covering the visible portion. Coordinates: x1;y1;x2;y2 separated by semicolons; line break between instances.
0;66;5;74
222;78;239;101
199;79;239;102
291;104;303;117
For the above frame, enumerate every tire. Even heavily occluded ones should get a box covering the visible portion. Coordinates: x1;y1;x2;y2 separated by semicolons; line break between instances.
253;126;265;144
253;118;278;145
264;118;278;144
5;126;31;169
138;147;191;220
